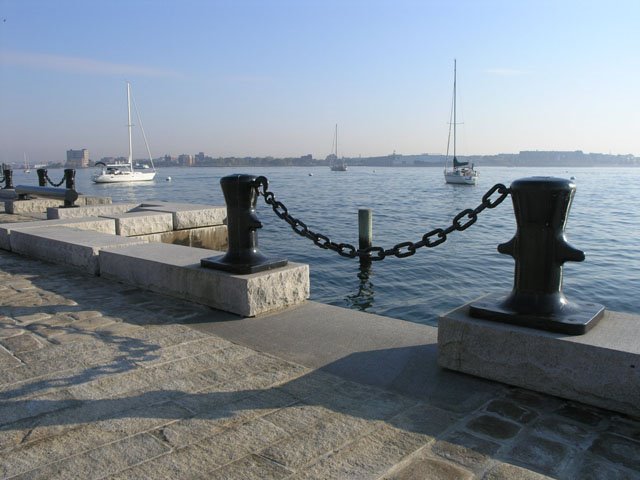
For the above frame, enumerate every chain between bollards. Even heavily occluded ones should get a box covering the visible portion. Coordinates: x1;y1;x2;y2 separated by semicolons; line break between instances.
253;176;510;261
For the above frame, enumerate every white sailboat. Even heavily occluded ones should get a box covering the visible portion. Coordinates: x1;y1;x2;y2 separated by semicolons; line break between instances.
329;124;347;171
23;153;30;173
444;60;477;185
92;82;156;183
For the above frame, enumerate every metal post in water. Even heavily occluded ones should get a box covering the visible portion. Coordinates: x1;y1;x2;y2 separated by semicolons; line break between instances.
37;169;47;187
358;208;372;250
201;174;288;274
469;176;604;334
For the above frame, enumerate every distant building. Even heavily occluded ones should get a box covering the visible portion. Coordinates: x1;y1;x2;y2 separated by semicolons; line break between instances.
195;152;206;164
178;154;194;166
66;149;89;168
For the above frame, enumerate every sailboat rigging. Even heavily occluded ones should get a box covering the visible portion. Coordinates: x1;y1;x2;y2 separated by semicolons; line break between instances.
329;124;347;171
444;60;478;185
92;82;156;184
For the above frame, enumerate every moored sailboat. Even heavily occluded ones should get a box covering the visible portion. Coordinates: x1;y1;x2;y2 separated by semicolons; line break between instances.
329;124;347;171
444;60;477;185
92;82;156;184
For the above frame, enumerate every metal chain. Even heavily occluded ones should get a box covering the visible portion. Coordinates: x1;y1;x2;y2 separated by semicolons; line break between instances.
253;176;510;261
45;172;65;187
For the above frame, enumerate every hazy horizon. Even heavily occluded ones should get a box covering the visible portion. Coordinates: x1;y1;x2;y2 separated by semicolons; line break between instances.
2;1;639;164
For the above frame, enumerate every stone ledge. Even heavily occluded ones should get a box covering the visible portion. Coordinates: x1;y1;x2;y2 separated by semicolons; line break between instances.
437;304;640;418
133;201;226;230
0;217;116;251
47;203;140;220
99;242;308;317
134;224;227;250
9;226;146;275
5;195;111;214
99;211;174;236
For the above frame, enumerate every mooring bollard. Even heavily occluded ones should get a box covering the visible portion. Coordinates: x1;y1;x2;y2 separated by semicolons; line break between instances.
469;176;604;334
37;169;47;187
2;168;13;189
64;169;76;190
201;174;288;274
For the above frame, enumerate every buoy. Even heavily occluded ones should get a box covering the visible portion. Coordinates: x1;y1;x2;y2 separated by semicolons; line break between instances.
308;173;313;176
165;176;172;181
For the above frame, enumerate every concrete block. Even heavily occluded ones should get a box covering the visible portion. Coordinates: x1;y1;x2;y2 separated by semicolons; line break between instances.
99;242;309;316
99;211;174;236
79;195;113;206
47;203;140;220
10;226;146;275
4;196;110;215
0;217;116;251
136;225;228;250
7;198;69;215
438;305;640;418
134;201;226;230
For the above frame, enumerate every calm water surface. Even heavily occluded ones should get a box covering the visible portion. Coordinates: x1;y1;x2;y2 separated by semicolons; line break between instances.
16;166;639;326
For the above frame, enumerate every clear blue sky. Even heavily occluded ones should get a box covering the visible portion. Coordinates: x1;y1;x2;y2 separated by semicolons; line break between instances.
1;0;639;163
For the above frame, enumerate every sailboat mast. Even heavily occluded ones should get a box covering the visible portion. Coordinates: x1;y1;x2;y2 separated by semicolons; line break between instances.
335;124;338;157
453;59;457;160
127;82;133;165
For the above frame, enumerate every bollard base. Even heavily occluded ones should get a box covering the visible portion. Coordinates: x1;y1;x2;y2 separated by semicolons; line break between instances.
469;292;605;335
201;254;288;275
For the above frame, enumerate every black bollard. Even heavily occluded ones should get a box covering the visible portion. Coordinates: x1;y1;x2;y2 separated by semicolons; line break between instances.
201;174;288;274
469;177;604;334
37;169;47;187
64;169;76;190
2;169;13;189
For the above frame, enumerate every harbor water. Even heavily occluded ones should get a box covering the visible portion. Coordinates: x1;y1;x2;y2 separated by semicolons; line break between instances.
14;166;639;326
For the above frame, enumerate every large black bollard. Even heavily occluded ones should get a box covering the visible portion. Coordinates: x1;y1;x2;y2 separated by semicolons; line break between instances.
37;169;47;187
201;174;288;274
469;177;604;334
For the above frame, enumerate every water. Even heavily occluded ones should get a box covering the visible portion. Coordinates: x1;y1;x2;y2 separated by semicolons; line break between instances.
15;166;639;326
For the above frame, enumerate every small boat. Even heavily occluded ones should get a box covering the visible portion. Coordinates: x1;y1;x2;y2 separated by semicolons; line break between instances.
165;176;172;182
444;60;477;185
92;82;156;183
23;153;30;173
329;124;347;171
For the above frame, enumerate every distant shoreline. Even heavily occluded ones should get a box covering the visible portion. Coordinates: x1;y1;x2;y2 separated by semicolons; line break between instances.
10;150;639;170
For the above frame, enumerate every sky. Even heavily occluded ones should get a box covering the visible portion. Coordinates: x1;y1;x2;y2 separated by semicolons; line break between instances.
1;0;639;164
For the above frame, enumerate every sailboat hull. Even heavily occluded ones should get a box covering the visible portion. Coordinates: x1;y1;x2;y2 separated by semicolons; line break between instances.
444;169;477;185
92;171;156;183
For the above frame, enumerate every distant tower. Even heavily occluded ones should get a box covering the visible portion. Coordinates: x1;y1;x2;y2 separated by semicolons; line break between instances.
66;149;89;168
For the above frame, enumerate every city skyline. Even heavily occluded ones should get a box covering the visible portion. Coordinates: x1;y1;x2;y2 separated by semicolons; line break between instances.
1;1;639;164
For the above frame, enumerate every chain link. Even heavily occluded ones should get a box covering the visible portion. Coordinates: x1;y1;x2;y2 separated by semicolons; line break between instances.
45;172;65;187
253;176;510;261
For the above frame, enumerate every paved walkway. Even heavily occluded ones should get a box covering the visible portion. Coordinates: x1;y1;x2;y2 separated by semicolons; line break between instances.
1;214;639;479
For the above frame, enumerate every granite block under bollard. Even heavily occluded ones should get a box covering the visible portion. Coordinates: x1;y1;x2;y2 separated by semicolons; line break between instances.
438;304;640;418
9;226;146;275
99;242;309;317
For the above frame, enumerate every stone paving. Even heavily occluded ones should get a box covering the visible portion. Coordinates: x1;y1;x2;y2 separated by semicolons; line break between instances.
1;215;639;479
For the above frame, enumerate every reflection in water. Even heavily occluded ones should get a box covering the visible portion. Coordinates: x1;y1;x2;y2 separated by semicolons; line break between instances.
345;260;375;311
